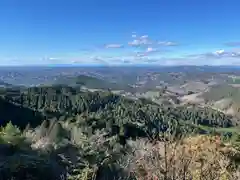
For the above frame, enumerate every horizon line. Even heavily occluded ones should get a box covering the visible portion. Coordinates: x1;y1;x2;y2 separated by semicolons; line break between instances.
0;64;240;67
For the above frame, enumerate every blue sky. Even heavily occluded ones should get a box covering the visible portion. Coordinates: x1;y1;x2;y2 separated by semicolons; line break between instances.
0;0;240;66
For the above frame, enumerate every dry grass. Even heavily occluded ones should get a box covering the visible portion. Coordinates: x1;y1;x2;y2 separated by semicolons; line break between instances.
180;93;205;105
124;135;240;180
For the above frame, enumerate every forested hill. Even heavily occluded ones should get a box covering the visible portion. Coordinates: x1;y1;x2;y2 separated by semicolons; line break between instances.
54;74;133;91
0;85;236;139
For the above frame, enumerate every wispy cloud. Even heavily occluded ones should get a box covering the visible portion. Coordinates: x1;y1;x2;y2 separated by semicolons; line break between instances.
130;47;160;59
158;41;178;46
140;35;149;39
43;49;240;66
48;57;60;60
72;33;179;65
175;49;240;66
141;56;240;66
146;47;157;53
128;33;178;49
104;44;124;48
37;32;182;66
128;38;152;47
128;33;153;47
191;49;240;59
224;42;240;47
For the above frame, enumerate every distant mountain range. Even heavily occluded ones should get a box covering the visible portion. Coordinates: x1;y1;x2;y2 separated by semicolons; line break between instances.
0;65;239;88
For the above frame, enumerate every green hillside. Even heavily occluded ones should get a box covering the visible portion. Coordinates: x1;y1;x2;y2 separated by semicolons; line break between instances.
55;74;133;91
0;85;236;133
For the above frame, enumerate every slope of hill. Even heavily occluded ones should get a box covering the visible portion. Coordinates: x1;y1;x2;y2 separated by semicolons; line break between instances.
54;74;134;91
180;81;209;93
200;84;240;117
0;97;44;129
202;84;240;102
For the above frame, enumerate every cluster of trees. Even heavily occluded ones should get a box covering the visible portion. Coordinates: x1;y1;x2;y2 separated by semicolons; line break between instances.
1;118;240;179
0;85;236;140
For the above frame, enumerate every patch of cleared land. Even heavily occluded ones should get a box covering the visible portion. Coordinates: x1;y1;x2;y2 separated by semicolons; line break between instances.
213;98;233;110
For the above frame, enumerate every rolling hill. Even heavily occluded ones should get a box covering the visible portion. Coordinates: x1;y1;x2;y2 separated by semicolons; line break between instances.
54;74;134;91
200;84;240;117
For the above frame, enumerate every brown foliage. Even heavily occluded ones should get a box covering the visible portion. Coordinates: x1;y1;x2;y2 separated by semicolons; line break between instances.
125;135;240;180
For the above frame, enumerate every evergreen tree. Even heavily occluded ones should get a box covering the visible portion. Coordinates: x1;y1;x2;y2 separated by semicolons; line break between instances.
48;122;65;143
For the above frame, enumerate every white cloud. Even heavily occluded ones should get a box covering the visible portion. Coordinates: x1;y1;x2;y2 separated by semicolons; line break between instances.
140;35;148;39
175;49;240;66
132;34;137;38
158;41;178;46
197;49;240;58
140;57;237;66
128;39;152;47
105;44;123;48
2;32;184;66
128;34;152;47
146;47;157;53
213;49;225;55
22;50;240;66
128;39;140;46
131;32;137;38
135;52;146;57
30;33;182;66
46;47;240;66
48;57;60;60
128;34;178;49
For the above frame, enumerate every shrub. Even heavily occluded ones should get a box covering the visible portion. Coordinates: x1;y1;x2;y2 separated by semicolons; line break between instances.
0;121;24;146
124;135;240;180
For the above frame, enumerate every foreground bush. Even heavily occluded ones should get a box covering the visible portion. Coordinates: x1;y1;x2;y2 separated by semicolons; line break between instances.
125;135;240;180
2;120;240;180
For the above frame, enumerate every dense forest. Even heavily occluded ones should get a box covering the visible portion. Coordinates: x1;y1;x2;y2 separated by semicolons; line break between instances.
0;85;236;136
1;85;240;179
